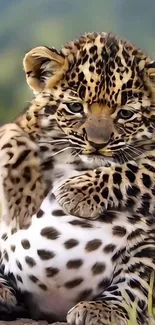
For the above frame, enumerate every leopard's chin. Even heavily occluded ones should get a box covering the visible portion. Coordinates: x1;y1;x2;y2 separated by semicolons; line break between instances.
79;154;117;168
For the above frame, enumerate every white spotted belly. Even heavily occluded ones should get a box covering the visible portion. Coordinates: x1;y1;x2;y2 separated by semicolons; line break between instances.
1;192;128;319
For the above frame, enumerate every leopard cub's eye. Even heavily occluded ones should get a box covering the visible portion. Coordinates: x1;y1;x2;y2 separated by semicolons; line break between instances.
118;109;134;119
66;102;83;113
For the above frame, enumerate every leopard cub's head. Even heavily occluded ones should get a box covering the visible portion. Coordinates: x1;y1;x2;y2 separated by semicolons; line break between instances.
23;32;155;166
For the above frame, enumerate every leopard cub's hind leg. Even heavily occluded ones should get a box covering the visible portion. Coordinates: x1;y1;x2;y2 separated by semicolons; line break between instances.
0;265;29;320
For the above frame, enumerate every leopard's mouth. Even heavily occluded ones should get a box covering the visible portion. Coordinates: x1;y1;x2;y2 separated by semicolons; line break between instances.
80;153;115;168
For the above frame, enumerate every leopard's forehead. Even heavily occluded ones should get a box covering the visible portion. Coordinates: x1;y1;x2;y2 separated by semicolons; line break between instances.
61;32;150;106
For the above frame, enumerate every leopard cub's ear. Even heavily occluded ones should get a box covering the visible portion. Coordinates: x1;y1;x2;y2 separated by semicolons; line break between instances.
146;61;155;84
23;46;68;93
145;61;155;102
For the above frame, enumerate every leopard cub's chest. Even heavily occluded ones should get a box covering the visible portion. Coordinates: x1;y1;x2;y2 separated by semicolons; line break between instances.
0;193;130;319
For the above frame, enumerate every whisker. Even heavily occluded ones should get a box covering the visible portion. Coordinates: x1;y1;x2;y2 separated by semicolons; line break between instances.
118;150;123;164
124;150;132;163
71;149;80;157
120;149;128;164
38;139;69;144
71;150;82;159
52;146;82;157
127;144;143;155
113;154;119;164
71;149;76;156
120;150;126;163
125;149;135;161
69;143;85;150
126;146;143;158
50;147;72;157
69;137;85;146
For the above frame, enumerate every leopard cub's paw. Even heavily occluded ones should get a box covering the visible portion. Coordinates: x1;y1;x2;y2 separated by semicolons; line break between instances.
54;174;103;219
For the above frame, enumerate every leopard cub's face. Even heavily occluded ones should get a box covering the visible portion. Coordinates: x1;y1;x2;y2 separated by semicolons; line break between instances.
23;32;155;166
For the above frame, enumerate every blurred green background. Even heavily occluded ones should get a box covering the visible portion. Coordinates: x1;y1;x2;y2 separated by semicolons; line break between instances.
0;0;155;123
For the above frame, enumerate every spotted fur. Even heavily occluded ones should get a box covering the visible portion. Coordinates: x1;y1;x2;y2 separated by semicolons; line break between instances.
0;265;29;320
1;32;155;324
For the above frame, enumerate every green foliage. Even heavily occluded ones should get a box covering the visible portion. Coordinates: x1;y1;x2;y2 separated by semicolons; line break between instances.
0;0;155;123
